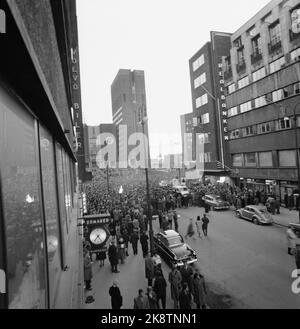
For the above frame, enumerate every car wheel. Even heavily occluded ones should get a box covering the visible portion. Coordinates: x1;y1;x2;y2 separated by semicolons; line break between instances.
253;217;259;225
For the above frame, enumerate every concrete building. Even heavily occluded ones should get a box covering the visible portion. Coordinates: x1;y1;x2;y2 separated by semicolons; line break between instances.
188;31;232;182
180;112;195;168
0;0;83;308
111;69;150;168
224;0;300;201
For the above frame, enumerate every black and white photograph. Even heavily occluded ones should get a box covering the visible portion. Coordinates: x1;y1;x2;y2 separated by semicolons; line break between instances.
0;0;300;318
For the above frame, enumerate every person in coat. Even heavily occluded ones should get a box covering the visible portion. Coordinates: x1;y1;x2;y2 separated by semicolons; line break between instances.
146;286;158;309
96;246;107;267
145;253;155;287
192;270;207;309
108;241;119;273
130;231;139;255
140;232;149;258
109;280;123;309
179;282;192;309
286;225;298;255
168;265;182;309
201;214;209;237
153;271;167;309
84;251;93;290
134;289;150;309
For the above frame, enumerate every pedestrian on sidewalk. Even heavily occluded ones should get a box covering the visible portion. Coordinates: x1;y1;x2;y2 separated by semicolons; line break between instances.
185;218;196;240
179;282;192;309
201;214;210;237
109;280;123;309
130;231;139;255
196;216;202;238
134;289;150;309
167;210;173;229
84;251;93;291
152;251;162;275
173;210;179;232
168;265;182;309
96;246;107;267
275;196;281;214
108;241;119;273
145;253;155;287
140;232;149;258
146;286;158;309
153;271;167;309
117;235;126;264
192;270;208;309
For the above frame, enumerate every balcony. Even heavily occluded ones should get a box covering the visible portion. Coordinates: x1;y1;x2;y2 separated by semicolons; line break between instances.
224;67;232;81
290;29;300;42
236;60;246;74
251;51;263;65
268;39;282;54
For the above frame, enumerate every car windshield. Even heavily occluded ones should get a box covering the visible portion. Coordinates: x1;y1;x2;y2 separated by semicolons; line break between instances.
168;236;183;246
259;209;266;213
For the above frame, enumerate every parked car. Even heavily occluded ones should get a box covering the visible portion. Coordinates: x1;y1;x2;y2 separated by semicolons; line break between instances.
153;230;197;267
236;205;273;225
202;194;230;210
173;185;190;198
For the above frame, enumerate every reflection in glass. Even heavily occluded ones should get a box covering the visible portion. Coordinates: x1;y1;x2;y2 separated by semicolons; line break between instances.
40;126;61;307
0;90;46;308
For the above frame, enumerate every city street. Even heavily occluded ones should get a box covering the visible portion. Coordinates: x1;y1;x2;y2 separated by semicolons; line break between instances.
175;206;300;309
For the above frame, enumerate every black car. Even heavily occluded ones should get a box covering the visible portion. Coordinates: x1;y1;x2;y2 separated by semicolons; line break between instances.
153;230;197;267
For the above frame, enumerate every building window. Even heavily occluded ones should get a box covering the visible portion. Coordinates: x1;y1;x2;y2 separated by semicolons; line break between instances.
232;154;243;167
252;34;261;53
257;121;272;134
192;54;205;71
229;129;240;139
252;67;266;82
269;20;281;46
228;83;236;94
291;47;300;62
243;126;255;136
198;133;210;144
294;82;300;94
272;89;283;102
195;94;208;108
279;150;296;167
201;113;210;124
199;152;211;163
269;56;285;73
238;76;249;89
228;107;238;117
255;95;267;108
276;117;291;130
233;37;243;48
194;72;206;89
258;151;273;167
244;152;257;167
240;101;252;113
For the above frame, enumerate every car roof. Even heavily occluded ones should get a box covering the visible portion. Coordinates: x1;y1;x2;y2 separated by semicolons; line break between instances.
205;194;219;198
245;205;263;210
160;230;180;238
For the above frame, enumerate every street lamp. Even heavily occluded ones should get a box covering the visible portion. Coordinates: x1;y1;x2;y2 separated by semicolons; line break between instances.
138;104;154;256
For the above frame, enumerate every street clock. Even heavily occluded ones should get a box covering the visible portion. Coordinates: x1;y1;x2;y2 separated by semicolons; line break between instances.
89;228;107;245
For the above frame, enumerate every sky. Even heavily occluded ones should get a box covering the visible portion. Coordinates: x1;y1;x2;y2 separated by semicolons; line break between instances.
77;0;270;158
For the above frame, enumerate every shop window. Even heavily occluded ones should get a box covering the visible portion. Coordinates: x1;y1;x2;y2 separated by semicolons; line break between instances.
0;89;46;308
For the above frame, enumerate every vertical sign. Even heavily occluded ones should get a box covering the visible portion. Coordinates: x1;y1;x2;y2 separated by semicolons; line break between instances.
71;47;85;181
218;62;228;141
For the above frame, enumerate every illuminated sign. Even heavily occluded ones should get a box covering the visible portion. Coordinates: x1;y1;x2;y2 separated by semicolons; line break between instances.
218;61;228;140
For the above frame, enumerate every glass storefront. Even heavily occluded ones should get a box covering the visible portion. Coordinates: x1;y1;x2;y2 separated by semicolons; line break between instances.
0;90;46;309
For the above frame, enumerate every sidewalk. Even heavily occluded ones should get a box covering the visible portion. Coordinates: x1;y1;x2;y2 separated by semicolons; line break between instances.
271;207;299;227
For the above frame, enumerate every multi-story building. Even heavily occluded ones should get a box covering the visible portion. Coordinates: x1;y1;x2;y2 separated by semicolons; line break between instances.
111;69;150;168
224;0;300;201
180;112;194;168
188;31;232;182
0;0;83;308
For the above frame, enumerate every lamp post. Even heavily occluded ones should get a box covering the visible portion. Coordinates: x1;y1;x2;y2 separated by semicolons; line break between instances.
139;105;154;256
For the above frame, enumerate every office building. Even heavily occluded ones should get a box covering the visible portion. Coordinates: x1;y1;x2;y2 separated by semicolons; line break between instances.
224;0;300;200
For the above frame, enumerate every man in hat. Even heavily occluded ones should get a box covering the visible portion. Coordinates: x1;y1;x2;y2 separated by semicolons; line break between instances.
109;280;123;309
108;240;119;273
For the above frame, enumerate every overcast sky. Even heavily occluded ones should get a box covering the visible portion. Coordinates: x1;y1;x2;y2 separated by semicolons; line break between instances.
77;0;270;157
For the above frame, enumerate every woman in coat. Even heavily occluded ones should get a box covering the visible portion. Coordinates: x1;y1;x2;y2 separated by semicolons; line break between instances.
84;251;93;290
192;271;207;309
109;280;123;309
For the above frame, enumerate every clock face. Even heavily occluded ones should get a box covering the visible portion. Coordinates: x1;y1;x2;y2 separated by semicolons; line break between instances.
89;228;107;245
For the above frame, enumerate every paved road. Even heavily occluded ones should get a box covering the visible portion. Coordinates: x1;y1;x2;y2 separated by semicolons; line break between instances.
174;206;300;309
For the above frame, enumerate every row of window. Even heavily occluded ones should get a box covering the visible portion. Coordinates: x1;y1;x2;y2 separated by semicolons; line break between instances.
193;112;210;125
195;93;208;108
229;116;300;140
192;54;205;72
227;80;300;117
232;149;299;168
199;152;212;163
194;72;206;89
